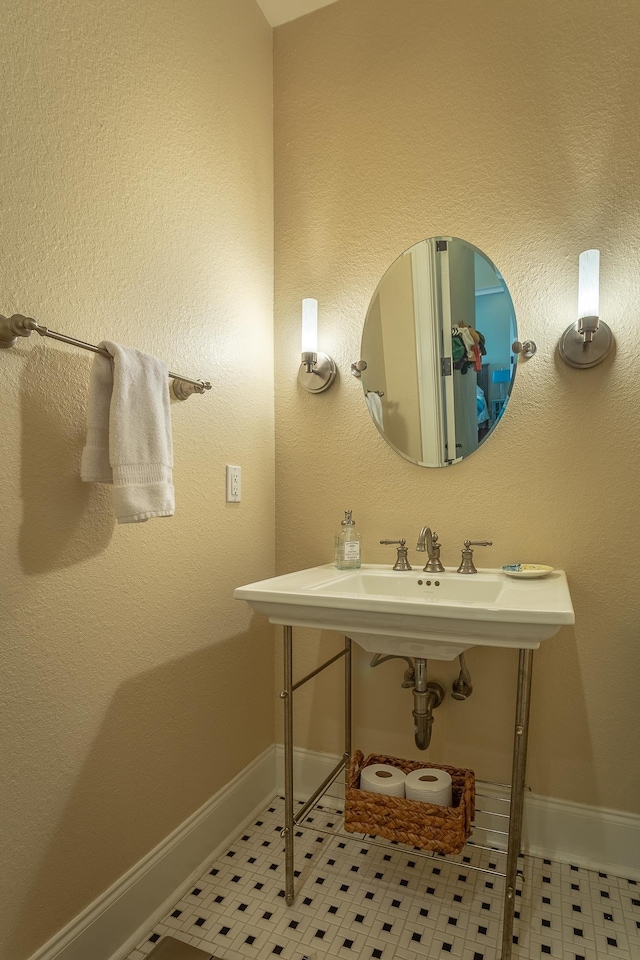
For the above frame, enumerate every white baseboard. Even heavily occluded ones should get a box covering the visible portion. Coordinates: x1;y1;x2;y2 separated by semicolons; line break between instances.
275;744;347;805
275;745;640;881
523;791;640;880
29;744;277;960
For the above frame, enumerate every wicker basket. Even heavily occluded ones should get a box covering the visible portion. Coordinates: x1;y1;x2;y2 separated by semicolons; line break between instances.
345;751;475;855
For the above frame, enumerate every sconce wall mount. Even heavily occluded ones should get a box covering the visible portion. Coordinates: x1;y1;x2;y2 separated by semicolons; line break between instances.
298;350;337;392
559;249;613;369
559;318;613;369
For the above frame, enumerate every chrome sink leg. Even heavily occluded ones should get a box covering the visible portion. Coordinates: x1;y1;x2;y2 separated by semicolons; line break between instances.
500;648;534;960
283;626;295;906
281;630;352;906
345;636;352;762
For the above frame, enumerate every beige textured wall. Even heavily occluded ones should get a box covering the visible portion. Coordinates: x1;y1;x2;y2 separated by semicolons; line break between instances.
273;0;640;814
0;2;274;958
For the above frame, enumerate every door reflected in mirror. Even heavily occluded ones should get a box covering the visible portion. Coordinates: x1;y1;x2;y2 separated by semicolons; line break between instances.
361;237;517;467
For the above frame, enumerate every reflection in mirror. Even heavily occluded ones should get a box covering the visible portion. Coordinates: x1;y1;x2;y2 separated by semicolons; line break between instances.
361;237;517;467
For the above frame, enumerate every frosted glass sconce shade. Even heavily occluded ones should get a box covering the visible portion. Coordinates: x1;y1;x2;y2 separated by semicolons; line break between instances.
298;298;336;393
559;249;612;368
301;298;318;356
577;249;600;322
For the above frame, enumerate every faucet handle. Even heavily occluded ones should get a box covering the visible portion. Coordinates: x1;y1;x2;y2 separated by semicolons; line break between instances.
457;540;493;574
380;539;412;571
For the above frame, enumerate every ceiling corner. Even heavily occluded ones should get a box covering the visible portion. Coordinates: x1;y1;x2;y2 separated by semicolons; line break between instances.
256;0;340;28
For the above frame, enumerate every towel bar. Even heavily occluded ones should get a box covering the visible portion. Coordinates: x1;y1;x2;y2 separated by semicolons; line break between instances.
0;314;212;400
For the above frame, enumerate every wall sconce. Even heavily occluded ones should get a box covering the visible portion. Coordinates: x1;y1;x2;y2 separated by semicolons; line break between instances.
559;249;613;368
297;298;337;393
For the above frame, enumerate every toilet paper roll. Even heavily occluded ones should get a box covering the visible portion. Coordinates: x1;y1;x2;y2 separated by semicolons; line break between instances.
405;767;452;806
360;764;406;798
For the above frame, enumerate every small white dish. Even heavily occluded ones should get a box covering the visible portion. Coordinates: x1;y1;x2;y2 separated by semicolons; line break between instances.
501;564;554;579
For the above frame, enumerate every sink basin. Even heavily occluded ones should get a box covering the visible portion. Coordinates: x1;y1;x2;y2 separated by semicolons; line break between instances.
323;571;504;603
234;564;575;661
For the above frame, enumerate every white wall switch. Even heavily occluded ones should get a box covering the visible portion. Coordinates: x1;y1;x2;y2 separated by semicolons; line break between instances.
226;465;241;502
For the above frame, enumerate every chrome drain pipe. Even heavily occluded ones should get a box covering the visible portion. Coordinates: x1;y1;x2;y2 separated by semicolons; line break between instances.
370;654;445;749
412;658;445;750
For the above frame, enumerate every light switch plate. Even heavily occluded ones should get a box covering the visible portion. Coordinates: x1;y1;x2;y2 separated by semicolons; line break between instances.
226;464;241;502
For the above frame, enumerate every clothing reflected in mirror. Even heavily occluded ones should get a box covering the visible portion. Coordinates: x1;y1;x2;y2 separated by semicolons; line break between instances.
360;237;517;467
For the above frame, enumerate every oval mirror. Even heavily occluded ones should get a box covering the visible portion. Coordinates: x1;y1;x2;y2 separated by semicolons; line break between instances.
360;237;517;467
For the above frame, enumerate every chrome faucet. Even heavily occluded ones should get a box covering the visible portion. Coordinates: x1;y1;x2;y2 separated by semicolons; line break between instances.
416;527;445;573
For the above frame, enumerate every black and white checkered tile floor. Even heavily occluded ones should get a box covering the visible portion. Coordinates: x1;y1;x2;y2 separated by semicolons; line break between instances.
127;798;640;960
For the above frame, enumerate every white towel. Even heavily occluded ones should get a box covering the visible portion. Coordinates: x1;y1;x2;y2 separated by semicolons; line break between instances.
365;391;384;430
80;350;113;484
80;341;174;524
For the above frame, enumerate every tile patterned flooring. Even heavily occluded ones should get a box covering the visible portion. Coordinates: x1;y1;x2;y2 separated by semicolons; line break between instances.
126;798;640;960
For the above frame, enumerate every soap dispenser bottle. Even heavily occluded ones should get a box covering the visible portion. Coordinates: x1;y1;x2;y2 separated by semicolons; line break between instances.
335;510;362;570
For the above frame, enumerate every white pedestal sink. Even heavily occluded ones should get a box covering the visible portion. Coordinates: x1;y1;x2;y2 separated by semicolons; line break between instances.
236;562;575;960
234;563;574;661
